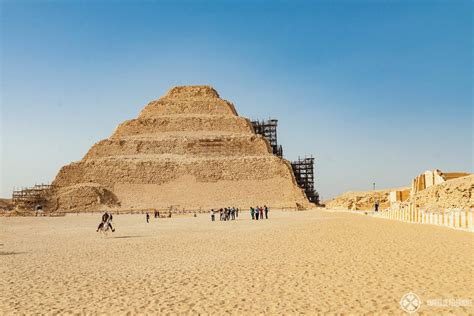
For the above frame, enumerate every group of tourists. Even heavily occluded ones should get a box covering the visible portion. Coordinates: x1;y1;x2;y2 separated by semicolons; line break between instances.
250;205;269;220
97;205;271;231
146;210;172;222
210;207;239;221
209;205;270;221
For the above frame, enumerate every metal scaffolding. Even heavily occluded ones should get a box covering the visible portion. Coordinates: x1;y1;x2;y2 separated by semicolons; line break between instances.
251;118;319;204
251;119;283;158
291;156;319;204
12;184;54;209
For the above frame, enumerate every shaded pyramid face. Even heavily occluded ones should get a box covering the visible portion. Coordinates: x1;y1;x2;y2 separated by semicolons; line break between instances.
51;86;310;211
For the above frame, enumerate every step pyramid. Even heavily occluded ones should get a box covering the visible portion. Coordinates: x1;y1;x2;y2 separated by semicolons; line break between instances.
49;86;310;211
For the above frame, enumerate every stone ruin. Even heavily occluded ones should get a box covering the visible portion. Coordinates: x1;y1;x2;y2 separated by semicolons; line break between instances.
45;86;311;212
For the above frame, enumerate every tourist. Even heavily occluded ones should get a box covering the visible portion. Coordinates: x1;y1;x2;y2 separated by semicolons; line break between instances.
107;213;115;231
102;211;109;223
375;201;379;212
211;209;215;221
264;205;269;219
259;207;264;220
231;207;235;220
154;210;158;218
146;212;150;223
97;211;115;232
255;206;259;220
236;207;239;218
250;207;255;220
96;211;108;231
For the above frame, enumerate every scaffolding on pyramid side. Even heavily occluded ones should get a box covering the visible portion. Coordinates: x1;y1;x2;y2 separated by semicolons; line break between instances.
251;119;283;158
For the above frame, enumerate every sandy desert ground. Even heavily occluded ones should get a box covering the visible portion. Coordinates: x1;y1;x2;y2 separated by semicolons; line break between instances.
1;210;473;314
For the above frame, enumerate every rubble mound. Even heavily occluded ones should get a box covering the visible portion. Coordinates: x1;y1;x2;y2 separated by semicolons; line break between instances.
50;86;310;212
410;174;473;211
0;199;14;213
51;184;120;212
324;189;397;211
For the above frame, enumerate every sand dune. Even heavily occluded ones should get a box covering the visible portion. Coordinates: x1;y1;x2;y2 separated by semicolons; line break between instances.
1;210;472;314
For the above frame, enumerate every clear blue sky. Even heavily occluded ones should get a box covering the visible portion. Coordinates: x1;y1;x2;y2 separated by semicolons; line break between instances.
1;0;472;200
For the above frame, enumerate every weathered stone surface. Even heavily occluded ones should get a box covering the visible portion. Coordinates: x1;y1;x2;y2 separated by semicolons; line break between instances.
324;189;397;211
50;85;310;211
410;175;473;211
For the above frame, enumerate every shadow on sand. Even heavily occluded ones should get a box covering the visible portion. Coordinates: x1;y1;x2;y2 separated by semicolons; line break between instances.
110;235;148;239
0;251;27;256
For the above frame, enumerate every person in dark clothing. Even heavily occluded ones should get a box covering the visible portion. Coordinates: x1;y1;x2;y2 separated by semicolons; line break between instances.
102;212;109;223
255;206;259;220
107;213;115;231
250;207;255;220
375;201;379;212
97;211;115;232
146;212;150;223
259;207;263;220
97;212;108;232
154;210;158;218
264;205;269;219
236;208;239;218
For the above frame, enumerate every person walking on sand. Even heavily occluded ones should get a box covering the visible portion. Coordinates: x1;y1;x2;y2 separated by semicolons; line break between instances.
107;213;115;231
259;207;264;220
146;212;150;223
374;201;379;212
236;207;239;218
211;209;215;221
97;211;115;232
97;211;108;231
264;205;269;219
255;206;259;220
250;207;255;220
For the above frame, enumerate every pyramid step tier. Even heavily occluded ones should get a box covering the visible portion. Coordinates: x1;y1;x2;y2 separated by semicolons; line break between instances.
85;135;272;159
53;156;298;190
139;99;238;118
112;116;253;138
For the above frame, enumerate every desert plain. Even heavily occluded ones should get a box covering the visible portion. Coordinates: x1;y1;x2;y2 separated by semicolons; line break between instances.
1;210;473;314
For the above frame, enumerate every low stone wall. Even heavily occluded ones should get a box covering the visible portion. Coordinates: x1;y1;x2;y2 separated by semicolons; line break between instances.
374;204;473;232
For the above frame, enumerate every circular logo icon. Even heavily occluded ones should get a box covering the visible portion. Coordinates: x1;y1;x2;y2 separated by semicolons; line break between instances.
400;292;421;313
